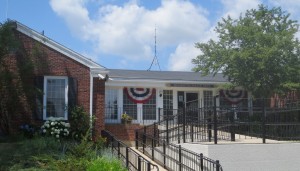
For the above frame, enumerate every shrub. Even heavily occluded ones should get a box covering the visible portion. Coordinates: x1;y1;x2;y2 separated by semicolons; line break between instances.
41;117;70;140
87;156;127;171
69;106;91;140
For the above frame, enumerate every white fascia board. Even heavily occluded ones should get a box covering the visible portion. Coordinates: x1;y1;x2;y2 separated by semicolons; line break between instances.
106;79;228;85
15;22;104;70
105;79;227;88
90;68;109;77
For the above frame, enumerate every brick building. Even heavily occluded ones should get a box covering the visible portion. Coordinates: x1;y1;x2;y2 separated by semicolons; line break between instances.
2;21;108;137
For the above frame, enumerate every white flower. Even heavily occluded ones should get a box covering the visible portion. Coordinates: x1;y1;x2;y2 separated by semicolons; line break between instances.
64;129;68;132
65;123;70;127
43;129;46;133
51;132;53;135
51;122;55;126
41;125;45;129
56;135;59;138
45;124;50;128
48;117;55;121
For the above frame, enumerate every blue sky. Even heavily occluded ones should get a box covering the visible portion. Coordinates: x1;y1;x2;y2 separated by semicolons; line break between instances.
1;0;300;71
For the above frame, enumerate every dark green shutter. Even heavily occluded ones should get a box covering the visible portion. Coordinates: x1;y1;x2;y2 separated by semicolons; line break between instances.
34;76;44;120
68;77;77;108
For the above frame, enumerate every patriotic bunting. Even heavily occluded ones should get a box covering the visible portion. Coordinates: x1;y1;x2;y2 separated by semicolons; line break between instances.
124;87;156;104
220;89;247;104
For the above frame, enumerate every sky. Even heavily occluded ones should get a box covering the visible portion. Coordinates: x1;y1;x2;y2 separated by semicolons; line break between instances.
1;0;300;71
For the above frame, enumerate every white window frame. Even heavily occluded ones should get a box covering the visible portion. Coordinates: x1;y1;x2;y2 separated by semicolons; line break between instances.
43;76;68;120
105;88;119;122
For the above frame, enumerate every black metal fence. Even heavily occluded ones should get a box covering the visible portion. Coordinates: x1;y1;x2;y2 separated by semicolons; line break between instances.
101;130;160;171
217;105;300;141
105;107;157;125
151;97;300;144
135;128;223;171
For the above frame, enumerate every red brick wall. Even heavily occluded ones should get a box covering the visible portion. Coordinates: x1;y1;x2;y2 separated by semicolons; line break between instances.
93;78;105;139
105;124;143;141
3;30;94;133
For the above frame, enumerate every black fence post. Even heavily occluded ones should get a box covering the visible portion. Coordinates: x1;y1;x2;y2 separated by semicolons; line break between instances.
208;110;212;142
200;153;204;171
178;113;180;144
183;105;186;143
135;130;139;149
138;156;141;171
147;162;151;171
158;107;161;122
163;140;166;168
230;111;235;141
191;123;194;142
153;122;156;144
216;160;220;171
262;98;266;144
166;114;169;143
178;145;182;171
117;141;120;158
126;147;129;168
143;133;146;154
151;138;154;160
111;136;114;153
213;95;218;144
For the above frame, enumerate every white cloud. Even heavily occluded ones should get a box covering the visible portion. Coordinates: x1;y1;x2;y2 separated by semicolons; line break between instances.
50;0;210;68
269;0;300;17
168;43;200;71
49;0;92;40
221;0;262;19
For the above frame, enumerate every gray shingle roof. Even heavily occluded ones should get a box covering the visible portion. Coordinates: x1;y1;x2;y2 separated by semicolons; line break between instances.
108;69;228;83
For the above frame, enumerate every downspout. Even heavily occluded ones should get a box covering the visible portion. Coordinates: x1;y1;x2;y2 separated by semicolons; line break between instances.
89;71;93;133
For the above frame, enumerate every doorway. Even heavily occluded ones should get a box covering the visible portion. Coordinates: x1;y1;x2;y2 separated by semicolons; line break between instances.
178;91;199;122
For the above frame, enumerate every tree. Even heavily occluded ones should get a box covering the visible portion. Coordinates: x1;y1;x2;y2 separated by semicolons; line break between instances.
0;20;37;135
192;4;300;98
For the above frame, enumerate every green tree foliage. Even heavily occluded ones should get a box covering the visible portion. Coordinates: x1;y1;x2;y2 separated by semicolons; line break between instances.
0;20;37;134
192;5;300;98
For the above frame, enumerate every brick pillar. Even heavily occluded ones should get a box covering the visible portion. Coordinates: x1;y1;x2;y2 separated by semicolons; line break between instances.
92;78;105;139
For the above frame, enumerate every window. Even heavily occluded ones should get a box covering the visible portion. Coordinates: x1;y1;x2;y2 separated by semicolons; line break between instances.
203;90;213;107
163;90;173;116
123;90;137;120
105;89;118;119
43;76;68;120
143;93;156;120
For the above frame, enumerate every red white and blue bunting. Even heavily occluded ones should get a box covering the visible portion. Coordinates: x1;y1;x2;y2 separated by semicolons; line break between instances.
220;89;247;104
124;87;156;104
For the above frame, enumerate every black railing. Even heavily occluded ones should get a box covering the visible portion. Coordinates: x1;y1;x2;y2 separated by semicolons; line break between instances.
101;130;160;171
217;105;300;141
155;108;231;144
135;129;223;171
105;107;158;125
150;103;300;144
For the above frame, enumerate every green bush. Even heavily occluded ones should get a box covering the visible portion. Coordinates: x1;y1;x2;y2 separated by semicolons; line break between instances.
69;106;91;140
87;157;127;171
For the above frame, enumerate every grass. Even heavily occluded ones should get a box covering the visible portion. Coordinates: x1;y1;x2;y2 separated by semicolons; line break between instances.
0;135;126;171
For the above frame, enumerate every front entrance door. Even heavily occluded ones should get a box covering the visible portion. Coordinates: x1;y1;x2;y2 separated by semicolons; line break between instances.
178;92;199;123
186;92;198;109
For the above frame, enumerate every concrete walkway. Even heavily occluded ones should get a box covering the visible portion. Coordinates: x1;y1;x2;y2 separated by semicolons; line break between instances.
180;137;300;171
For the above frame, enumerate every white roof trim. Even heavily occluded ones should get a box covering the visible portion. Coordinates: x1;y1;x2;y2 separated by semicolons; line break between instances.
106;78;227;84
15;21;105;70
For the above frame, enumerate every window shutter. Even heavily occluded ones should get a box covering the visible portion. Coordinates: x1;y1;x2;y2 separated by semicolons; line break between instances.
34;76;44;120
68;77;77;108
